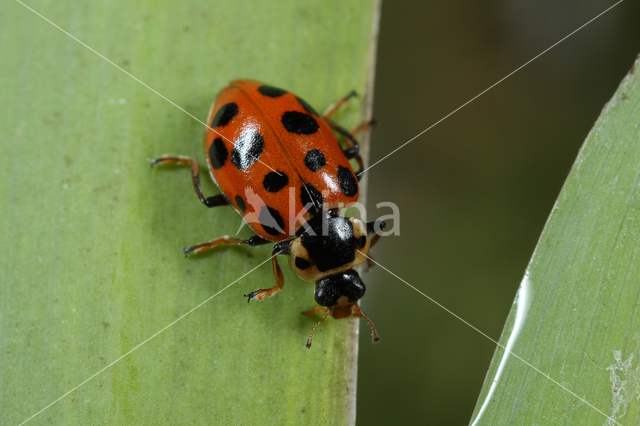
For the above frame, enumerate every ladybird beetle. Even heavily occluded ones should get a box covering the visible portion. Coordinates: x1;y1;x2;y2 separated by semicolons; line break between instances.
151;80;385;348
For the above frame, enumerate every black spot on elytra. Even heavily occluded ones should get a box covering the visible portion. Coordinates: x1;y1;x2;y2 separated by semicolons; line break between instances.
282;111;319;135
211;103;238;128
304;149;326;172
358;235;367;249
259;206;285;237
258;85;287;97
295;257;312;270
231;131;264;170
235;195;247;213
296;97;319;116
301;184;323;214
337;166;358;197
209;138;228;169
263;171;289;192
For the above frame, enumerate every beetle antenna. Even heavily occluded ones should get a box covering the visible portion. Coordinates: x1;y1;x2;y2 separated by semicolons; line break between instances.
306;309;331;348
355;305;380;343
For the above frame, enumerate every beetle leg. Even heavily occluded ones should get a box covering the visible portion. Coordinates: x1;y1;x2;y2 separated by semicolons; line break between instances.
344;119;375;181
323;117;365;181
321;91;371;181
304;308;331;348
322;90;357;117
353;304;380;343
364;219;387;268
349;119;376;136
183;235;270;257
366;219;387;250
150;155;228;208
243;242;291;302
301;306;326;316
322;88;375;139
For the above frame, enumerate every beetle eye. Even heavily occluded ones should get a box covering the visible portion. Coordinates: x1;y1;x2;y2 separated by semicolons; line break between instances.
358;235;367;249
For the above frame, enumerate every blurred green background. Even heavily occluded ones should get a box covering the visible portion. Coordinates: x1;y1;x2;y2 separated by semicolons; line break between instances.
358;1;640;425
4;1;640;425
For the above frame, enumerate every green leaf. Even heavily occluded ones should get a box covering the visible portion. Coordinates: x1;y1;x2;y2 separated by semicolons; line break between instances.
470;56;640;425
0;1;379;424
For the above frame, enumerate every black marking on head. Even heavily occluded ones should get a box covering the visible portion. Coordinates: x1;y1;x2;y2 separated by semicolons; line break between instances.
295;257;312;270
235;195;247;213
231;131;264;170
304;149;326;172
358;235;367;249
315;269;366;307
211;103;238;128
301;214;356;271
259;206;285;237
209;138;228;169
296;96;319;116
258;85;287;97
263;171;289;192
301;184;323;215
337;166;358;197
281;111;319;135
